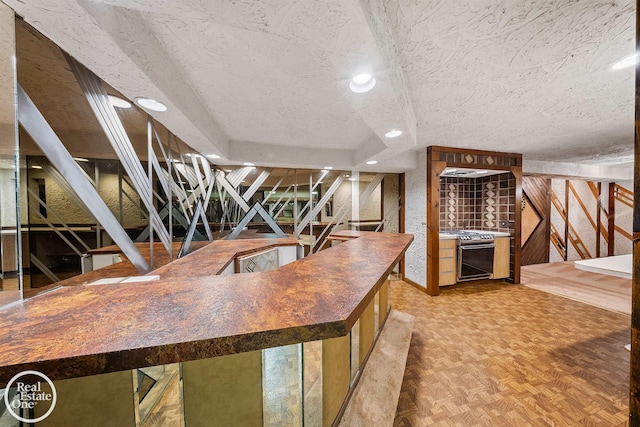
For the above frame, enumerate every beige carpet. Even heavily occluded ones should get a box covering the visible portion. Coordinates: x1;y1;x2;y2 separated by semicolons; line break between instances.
339;310;414;427
521;260;631;315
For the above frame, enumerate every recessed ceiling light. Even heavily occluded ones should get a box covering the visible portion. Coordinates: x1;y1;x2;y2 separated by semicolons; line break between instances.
243;162;255;166
349;73;377;93
73;157;89;162
134;97;167;112
108;95;132;109
31;165;42;169
323;166;333;170
385;129;402;138
206;154;221;159
366;160;378;165
612;53;640;70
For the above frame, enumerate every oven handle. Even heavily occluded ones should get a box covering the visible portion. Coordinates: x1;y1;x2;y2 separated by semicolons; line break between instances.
459;243;496;250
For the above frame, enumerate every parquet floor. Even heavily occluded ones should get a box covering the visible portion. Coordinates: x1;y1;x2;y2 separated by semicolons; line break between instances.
391;280;630;426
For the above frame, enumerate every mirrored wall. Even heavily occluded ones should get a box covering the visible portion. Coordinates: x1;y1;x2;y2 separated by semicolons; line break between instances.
0;2;21;305
5;16;402;300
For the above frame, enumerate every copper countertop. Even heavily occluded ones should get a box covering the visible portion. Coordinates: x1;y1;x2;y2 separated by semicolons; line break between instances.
0;232;412;384
23;242;207;298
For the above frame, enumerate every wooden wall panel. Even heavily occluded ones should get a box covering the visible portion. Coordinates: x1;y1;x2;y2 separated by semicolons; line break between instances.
521;177;551;266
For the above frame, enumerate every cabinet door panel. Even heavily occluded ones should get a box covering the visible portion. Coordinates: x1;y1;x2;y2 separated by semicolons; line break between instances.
493;237;510;279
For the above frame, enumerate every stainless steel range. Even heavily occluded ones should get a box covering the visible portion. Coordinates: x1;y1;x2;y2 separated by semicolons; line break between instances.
441;231;495;281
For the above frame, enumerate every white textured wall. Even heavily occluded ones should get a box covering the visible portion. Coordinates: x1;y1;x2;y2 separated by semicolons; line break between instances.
613;179;633;256
0;158;17;227
383;174;400;233
320;174;383;230
0;1;15;157
27;166;143;227
28;168;92;224
568;180;596;259
360;179;381;221
549;180;565;262
321;179;351;231
0;3;17;228
98;172;145;226
404;149;425;287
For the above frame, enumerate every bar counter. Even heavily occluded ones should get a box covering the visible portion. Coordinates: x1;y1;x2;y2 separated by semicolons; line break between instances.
0;231;412;385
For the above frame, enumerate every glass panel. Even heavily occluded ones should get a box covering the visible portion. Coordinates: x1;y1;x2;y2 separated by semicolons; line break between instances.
133;363;184;427
237;248;278;273
350;319;360;385
0;5;21;305
0;387;20;426
302;340;322;427
262;344;303;427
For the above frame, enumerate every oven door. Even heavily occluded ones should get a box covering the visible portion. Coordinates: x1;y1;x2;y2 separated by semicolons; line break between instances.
457;243;495;281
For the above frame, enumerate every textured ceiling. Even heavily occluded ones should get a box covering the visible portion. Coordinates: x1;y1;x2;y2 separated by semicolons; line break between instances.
3;0;636;174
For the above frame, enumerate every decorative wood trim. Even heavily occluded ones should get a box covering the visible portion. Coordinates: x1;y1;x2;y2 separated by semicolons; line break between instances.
587;181;610;244
426;147;447;296
543;180;552;263
561;182;593;260
380;176;385;224
399;174;405;277
521;177;551;265
549;190;569;260
435;163;519;172
426;146;522;293
402;277;426;293
596;182;601;257
615;225;633;240
568;182;599;239
429;145;523;161
564;180;569;261
608;182;615;256
630;6;640;418
614;183;633;208
511;166;522;284
550;222;566;259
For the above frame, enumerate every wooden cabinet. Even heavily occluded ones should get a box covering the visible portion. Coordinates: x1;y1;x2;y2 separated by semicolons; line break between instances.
492;236;510;279
439;239;457;286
